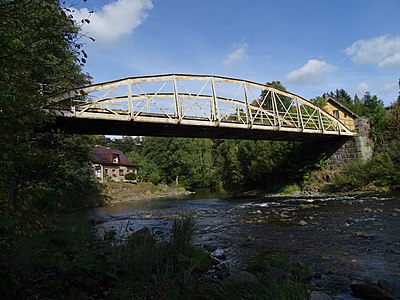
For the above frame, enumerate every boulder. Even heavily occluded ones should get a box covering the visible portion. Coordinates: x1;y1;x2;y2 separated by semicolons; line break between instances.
351;283;395;300
378;279;392;291
134;227;151;237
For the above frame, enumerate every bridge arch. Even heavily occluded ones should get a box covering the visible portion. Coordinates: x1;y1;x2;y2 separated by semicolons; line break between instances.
47;74;356;140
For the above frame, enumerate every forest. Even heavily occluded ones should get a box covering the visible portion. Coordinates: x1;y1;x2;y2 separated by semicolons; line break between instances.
1;0;399;298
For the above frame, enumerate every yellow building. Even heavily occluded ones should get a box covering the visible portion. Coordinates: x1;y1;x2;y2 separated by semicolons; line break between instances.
324;97;358;131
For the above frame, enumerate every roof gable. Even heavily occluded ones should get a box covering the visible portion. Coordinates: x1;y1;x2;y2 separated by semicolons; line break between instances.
326;97;358;118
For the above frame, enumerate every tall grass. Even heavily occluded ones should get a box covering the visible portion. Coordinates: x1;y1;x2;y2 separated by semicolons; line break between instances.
171;216;195;254
246;254;310;300
112;216;217;299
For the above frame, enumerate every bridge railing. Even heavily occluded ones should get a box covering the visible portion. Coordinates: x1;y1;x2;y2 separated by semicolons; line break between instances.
48;74;356;136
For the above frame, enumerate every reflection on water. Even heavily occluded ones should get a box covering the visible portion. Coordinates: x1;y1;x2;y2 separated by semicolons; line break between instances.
90;194;400;297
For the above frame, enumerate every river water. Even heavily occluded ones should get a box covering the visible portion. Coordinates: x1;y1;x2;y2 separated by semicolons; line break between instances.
90;194;400;299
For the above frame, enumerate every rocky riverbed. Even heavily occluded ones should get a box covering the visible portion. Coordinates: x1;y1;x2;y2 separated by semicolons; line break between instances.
90;194;400;299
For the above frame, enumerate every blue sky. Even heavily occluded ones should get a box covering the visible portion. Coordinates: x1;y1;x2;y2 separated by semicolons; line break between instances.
71;0;400;106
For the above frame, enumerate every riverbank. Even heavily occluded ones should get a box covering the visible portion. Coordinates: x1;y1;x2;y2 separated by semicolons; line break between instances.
235;189;398;201
104;182;193;204
104;180;397;206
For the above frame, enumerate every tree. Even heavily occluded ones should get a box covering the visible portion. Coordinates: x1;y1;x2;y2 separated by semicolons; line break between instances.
139;137;217;188
0;0;95;206
259;81;292;112
387;80;400;134
353;94;363;116
393;78;400;104
329;89;353;110
387;99;400;133
310;96;327;109
0;1;101;296
359;92;388;138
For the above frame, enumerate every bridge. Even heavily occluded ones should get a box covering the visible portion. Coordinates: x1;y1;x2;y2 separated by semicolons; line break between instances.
47;74;356;141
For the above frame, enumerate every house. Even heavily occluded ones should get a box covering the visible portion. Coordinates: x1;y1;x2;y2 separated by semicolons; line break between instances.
92;147;138;182
323;96;358;131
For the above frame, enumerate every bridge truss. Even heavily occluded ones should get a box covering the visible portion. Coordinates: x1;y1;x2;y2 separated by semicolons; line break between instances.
48;74;356;140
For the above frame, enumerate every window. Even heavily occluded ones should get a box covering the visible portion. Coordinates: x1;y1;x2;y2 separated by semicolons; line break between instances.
112;154;119;163
104;168;109;175
119;169;124;176
95;166;101;177
333;110;339;119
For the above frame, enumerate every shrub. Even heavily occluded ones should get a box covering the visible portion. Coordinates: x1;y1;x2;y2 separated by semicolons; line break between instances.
124;172;137;181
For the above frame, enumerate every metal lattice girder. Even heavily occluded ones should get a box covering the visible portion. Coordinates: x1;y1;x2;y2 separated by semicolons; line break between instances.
48;74;356;136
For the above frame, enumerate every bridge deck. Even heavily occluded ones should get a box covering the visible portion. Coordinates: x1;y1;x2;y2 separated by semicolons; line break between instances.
47;74;357;141
51;115;351;142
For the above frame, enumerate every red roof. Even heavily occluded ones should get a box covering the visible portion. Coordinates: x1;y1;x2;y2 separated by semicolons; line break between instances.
93;148;136;167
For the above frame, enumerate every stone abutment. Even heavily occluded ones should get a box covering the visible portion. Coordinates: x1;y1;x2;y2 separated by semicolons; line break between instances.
308;117;373;169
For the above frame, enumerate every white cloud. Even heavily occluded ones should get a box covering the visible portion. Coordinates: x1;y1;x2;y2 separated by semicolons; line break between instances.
222;44;248;67
72;0;153;44
285;59;336;83
344;35;400;67
357;82;370;94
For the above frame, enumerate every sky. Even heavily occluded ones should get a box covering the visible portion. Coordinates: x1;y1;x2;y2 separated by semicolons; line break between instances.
71;0;400;106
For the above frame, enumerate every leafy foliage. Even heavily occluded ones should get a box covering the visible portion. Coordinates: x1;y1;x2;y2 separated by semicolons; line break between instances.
124;172;138;181
359;92;388;139
328;89;353;110
387;98;400;133
310;96;327;109
259;81;292;111
0;1;102;297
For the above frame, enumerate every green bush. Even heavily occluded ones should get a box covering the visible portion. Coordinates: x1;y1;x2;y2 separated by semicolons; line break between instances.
124;172;137;181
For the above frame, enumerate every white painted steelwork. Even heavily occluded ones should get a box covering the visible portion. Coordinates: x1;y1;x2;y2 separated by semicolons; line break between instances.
48;74;356;136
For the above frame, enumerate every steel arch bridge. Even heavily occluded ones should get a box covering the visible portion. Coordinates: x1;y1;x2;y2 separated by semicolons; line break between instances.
47;74;356;141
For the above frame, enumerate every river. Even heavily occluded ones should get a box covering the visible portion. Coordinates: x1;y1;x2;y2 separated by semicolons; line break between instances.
90;193;400;299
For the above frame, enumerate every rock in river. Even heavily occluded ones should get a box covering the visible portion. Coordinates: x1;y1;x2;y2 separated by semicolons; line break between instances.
351;282;396;300
298;220;308;226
